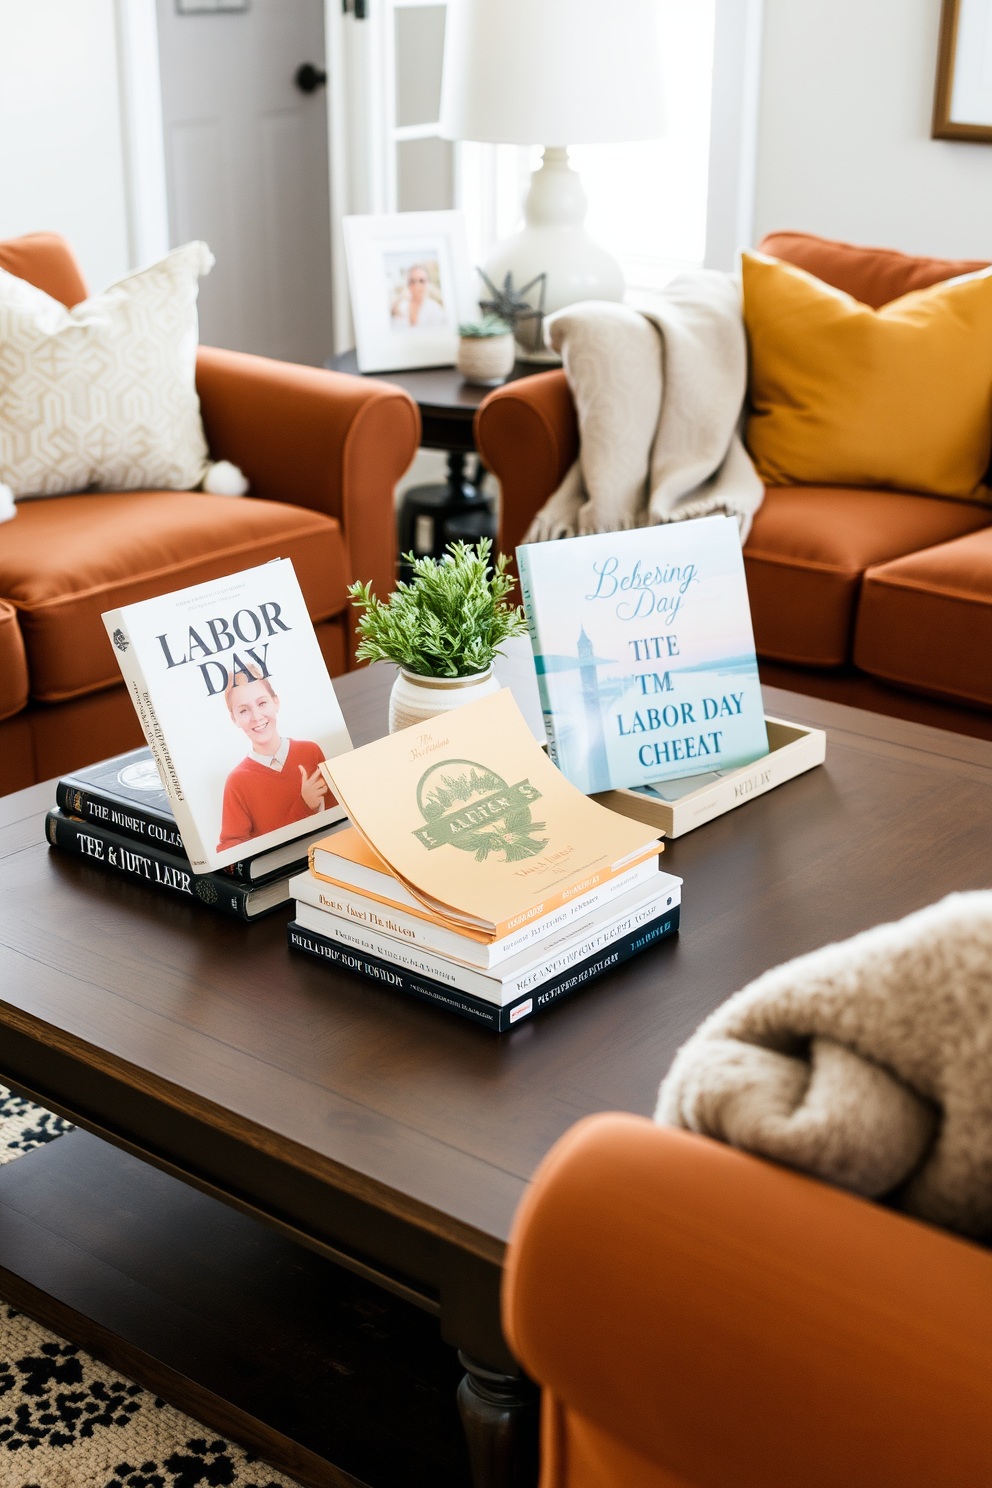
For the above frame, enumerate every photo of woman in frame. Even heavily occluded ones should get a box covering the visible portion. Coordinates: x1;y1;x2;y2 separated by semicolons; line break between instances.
386;252;447;330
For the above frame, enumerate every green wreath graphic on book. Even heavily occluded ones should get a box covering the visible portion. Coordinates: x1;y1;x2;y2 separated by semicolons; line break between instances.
413;759;548;863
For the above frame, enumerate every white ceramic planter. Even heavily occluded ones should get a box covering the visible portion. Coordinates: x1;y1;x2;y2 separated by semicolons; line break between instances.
456;333;515;385
388;665;501;733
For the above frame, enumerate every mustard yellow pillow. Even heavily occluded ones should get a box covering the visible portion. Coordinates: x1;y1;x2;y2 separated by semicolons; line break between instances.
742;250;992;500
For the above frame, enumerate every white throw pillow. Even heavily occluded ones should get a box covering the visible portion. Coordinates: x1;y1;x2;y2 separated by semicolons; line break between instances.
0;241;215;499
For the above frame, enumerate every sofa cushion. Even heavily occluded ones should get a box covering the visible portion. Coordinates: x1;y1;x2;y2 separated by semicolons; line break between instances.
0;492;350;702
743;486;992;667
855;529;992;709
742;251;992;500
756;231;989;310
0;599;29;722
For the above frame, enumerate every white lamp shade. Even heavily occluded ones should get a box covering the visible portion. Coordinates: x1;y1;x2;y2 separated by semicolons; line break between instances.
440;0;666;146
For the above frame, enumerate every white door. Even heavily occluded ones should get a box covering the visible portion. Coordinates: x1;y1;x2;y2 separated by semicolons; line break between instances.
155;0;334;365
326;0;455;350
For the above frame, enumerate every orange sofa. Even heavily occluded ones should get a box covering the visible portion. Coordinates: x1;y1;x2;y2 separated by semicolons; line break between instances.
0;233;420;796
503;1113;992;1488
476;232;992;739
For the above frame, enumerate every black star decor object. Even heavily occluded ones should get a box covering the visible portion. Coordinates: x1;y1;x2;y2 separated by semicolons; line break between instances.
477;268;547;343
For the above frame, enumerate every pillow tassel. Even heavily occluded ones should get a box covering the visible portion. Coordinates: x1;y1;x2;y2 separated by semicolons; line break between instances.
202;460;250;497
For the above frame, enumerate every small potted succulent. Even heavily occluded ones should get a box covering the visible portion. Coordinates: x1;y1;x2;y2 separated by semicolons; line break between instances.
348;539;529;732
455;314;515;384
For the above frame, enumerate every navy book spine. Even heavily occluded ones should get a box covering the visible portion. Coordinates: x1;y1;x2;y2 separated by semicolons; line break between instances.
287;906;680;1032
45;810;273;921
54;781;279;884
56;779;185;854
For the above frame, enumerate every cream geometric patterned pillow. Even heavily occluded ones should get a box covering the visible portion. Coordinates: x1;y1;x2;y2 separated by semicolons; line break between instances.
0;241;214;500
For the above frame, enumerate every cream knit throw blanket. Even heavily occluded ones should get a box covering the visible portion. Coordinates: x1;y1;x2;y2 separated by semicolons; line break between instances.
656;892;992;1240
523;272;765;544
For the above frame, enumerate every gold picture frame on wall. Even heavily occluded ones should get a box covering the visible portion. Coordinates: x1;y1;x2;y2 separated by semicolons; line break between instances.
933;0;992;141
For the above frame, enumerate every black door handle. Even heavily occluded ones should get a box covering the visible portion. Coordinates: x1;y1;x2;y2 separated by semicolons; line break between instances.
295;63;327;94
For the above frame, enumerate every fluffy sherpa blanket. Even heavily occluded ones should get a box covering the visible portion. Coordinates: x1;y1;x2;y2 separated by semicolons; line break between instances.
656;892;992;1239
523;272;765;544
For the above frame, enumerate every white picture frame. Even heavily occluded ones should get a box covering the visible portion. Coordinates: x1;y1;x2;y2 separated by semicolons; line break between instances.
343;210;475;373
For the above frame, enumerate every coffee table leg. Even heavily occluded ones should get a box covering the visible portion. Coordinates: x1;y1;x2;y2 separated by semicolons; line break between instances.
457;1351;539;1488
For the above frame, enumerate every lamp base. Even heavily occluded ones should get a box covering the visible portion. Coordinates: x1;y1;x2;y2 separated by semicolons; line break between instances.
482;147;624;363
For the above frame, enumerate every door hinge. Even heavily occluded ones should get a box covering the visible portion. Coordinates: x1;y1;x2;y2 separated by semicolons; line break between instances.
343;0;367;17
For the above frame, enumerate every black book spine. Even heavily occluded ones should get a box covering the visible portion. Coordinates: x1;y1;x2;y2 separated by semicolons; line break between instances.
56;780;186;856
45;811;266;921
54;782;278;884
287;906;681;1032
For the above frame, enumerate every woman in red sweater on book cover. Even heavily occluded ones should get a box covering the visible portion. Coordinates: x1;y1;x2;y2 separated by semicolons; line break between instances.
217;667;334;852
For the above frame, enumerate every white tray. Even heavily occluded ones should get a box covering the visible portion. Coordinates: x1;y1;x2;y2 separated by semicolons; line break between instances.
592;716;827;838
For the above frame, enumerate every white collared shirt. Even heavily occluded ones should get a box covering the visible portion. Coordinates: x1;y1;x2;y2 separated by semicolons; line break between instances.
251;735;290;771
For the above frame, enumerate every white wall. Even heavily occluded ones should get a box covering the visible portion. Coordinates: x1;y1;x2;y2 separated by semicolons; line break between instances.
0;0;167;294
753;0;992;260
0;0;131;291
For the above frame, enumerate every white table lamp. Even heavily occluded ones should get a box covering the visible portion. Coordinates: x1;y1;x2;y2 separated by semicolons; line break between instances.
440;0;666;360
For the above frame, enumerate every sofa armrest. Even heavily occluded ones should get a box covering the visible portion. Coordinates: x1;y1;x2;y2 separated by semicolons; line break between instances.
503;1114;992;1488
196;346;419;609
474;370;577;558
0;600;29;722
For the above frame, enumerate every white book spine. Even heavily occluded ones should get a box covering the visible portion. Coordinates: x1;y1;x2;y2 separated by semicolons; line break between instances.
292;854;664;969
294;885;677;1006
516;546;563;768
101;608;211;869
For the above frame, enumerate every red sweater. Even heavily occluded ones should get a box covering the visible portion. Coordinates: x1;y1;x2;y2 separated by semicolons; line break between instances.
217;739;331;852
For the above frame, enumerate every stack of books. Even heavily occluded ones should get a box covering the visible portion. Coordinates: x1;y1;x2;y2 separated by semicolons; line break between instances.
46;748;333;920
45;559;354;917
287;689;682;1031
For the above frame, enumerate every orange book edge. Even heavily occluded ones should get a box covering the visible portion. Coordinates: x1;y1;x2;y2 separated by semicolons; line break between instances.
309;826;662;943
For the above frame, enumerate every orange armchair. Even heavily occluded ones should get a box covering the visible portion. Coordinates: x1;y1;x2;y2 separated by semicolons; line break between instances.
503;1113;992;1488
0;233;419;794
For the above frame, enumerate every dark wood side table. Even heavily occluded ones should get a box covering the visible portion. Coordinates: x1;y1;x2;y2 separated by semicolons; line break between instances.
329;352;534;576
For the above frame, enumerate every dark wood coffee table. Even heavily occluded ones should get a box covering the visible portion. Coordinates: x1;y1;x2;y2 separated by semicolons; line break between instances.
2;668;991;1488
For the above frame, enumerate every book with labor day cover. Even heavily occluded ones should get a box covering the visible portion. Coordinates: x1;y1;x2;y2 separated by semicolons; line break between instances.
102;558;352;873
516;515;769;794
317;688;662;939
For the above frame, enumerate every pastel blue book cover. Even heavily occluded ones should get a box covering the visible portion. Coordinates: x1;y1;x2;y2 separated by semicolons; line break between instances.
517;516;769;794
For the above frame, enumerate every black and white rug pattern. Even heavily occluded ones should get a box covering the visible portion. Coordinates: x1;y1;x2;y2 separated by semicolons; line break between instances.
0;1085;301;1488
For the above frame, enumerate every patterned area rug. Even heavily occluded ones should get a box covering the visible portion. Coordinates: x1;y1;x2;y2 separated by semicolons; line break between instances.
0;1085;302;1488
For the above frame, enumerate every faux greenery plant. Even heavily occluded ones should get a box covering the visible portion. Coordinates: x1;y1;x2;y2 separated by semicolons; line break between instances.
348;539;528;678
457;314;513;338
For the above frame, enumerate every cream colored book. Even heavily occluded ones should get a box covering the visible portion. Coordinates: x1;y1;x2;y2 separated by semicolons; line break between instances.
593;716;826;838
319;689;662;939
